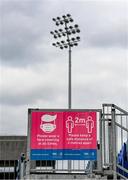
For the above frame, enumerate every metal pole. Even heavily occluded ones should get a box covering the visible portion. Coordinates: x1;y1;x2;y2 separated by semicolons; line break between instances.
108;120;113;169
25;109;31;178
102;105;106;165
112;108;117;179
99;111;103;171
68;46;71;109
51;15;80;173
68;45;72;172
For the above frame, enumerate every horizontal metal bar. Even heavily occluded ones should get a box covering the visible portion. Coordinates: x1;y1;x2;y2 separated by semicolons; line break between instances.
101;118;111;122
0;140;25;142
116;172;127;180
103;163;113;166
114;105;128;114
102;113;112;116
115;114;128;116
30;169;88;172
102;113;128;116
117;164;128;174
102;104;128;114
115;122;128;132
28;108;102;113
102;103;114;107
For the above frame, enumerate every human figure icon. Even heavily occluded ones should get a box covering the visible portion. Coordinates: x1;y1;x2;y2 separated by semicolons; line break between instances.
66;116;74;133
86;116;94;133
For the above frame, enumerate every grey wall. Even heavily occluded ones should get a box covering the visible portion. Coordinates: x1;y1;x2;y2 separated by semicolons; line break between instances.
0;136;27;160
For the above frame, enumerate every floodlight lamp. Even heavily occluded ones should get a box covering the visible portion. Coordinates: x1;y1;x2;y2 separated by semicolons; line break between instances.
62;15;66;18
76;29;80;33
64;45;68;48
65;19;69;23
60;21;64;25
74;24;78;28
67;31;71;35
58;34;61;38
71;38;75;41
65;27;68;30
72;30;76;34
70;18;73;22
61;40;65;43
57;17;61;20
56;22;59;26
74;43;78;46
55;30;58;33
70;44;73;47
62;33;66;36
67;14;71;17
69;26;73;29
54;35;57;39
60;46;63;49
59;29;63;32
50;31;54;34
67;39;70;42
52;43;56;46
76;36;80;40
52;18;56;21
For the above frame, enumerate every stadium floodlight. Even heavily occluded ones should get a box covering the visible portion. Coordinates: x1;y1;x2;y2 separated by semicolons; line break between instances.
50;13;80;110
50;13;81;173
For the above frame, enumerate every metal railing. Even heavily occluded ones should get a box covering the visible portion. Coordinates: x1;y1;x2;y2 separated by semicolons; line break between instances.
0;160;18;179
101;104;128;179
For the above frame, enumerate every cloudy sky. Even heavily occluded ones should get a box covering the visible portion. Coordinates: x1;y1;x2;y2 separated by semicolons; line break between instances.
0;0;128;135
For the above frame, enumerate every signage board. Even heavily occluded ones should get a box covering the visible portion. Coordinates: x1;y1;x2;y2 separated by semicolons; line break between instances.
30;110;97;160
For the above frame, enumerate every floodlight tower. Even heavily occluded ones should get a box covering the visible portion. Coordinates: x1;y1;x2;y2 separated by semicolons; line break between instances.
50;14;80;109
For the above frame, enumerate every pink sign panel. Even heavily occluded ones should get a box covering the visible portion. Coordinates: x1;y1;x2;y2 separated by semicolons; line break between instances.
30;111;97;150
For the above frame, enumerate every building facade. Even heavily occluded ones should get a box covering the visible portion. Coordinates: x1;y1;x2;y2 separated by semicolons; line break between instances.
0;136;27;179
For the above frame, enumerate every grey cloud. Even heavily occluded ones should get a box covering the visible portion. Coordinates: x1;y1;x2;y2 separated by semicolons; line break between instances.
0;105;28;135
1;24;43;67
0;1;50;67
1;0;42;17
0;83;66;106
86;28;128;48
1;0;128;68
73;78;128;110
77;1;128;48
0;0;128;135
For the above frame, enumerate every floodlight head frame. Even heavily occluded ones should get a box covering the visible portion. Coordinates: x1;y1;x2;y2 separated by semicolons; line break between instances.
51;14;80;50
52;36;80;50
52;14;74;27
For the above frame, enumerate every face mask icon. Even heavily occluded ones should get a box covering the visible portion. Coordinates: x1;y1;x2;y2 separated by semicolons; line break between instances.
66;116;74;133
86;116;94;133
40;114;57;133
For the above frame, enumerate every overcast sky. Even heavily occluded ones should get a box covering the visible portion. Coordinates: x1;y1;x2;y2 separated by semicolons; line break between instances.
0;0;128;135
